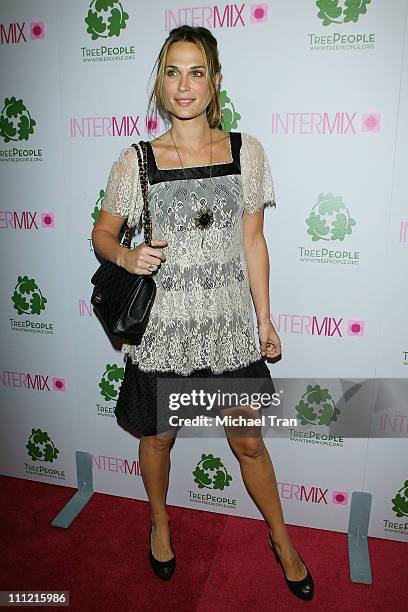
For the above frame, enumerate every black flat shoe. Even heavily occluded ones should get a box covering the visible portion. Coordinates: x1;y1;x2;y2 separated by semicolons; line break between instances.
149;522;176;581
268;533;314;601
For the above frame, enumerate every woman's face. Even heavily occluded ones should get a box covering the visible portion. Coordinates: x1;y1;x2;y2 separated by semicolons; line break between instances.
162;41;218;121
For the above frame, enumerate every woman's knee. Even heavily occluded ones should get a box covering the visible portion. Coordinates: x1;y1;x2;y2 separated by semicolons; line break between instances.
227;435;265;459
141;430;175;451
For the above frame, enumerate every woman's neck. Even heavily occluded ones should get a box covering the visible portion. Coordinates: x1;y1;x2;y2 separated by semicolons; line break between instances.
167;117;222;151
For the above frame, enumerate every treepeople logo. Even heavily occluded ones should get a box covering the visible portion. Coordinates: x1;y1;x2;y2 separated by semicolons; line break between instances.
88;188;104;252
12;275;47;316
82;0;135;62
295;385;341;426
26;428;59;463
316;0;372;26
85;0;129;40
99;363;124;402
299;193;359;265
220;90;241;132
391;480;408;518
193;453;232;491
310;1;375;52
0;96;36;143
91;189;105;226
306;193;356;242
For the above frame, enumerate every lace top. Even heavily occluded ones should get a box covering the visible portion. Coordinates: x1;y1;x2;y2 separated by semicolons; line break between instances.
101;131;276;375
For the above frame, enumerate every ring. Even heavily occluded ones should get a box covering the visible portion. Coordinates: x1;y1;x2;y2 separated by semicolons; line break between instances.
147;264;156;272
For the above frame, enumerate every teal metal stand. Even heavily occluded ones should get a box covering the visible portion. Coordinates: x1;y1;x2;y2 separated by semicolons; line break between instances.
51;451;94;528
347;491;373;584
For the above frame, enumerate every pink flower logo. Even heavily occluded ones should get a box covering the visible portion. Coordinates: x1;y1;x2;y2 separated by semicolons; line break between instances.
362;113;381;132
332;491;349;505
250;3;269;23
30;22;46;40
53;378;66;392
41;212;54;229
146;116;161;133
347;320;365;337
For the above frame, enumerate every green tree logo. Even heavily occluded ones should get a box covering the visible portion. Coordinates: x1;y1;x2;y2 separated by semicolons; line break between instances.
26;428;60;463
99;363;124;402
192;453;232;491
306;193;356;242
0;97;36;143
220;90;241;132
391;480;408;518
85;0;129;41
316;0;372;26
295;385;341;426
12;275;47;316
91;189;105;226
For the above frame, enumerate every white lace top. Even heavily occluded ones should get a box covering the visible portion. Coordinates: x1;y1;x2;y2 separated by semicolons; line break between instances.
101;131;276;375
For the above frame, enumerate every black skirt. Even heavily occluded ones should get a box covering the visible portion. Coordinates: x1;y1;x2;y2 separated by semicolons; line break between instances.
115;356;276;437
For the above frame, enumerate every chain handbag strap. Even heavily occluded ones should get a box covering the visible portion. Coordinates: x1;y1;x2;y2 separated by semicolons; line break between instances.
134;141;152;246
120;141;152;249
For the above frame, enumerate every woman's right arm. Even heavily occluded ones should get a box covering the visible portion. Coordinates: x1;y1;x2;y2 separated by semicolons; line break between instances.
92;210;167;274
91;147;167;275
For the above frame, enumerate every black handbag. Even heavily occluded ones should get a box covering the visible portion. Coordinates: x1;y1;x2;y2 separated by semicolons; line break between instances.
90;141;156;345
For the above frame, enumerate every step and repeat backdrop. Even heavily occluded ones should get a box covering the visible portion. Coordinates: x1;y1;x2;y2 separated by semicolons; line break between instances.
0;0;407;542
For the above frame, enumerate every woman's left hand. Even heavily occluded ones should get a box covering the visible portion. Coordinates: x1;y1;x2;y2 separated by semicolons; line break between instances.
258;321;282;359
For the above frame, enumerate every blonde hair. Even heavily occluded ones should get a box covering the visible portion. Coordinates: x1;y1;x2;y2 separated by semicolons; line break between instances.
147;25;222;136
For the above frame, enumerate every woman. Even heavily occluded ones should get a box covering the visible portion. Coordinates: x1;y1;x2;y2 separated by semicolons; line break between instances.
92;25;314;600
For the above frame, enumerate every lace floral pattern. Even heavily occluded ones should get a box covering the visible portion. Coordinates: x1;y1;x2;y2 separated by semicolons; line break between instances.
101;132;276;375
102;144;140;226
240;133;276;215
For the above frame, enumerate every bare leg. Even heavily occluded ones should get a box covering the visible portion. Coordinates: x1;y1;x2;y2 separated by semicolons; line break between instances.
138;431;176;561
224;418;307;581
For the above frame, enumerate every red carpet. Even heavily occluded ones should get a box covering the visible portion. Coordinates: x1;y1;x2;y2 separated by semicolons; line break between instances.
1;475;406;611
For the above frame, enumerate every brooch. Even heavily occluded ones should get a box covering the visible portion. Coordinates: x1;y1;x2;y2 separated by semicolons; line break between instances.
193;208;214;229
193;208;214;247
